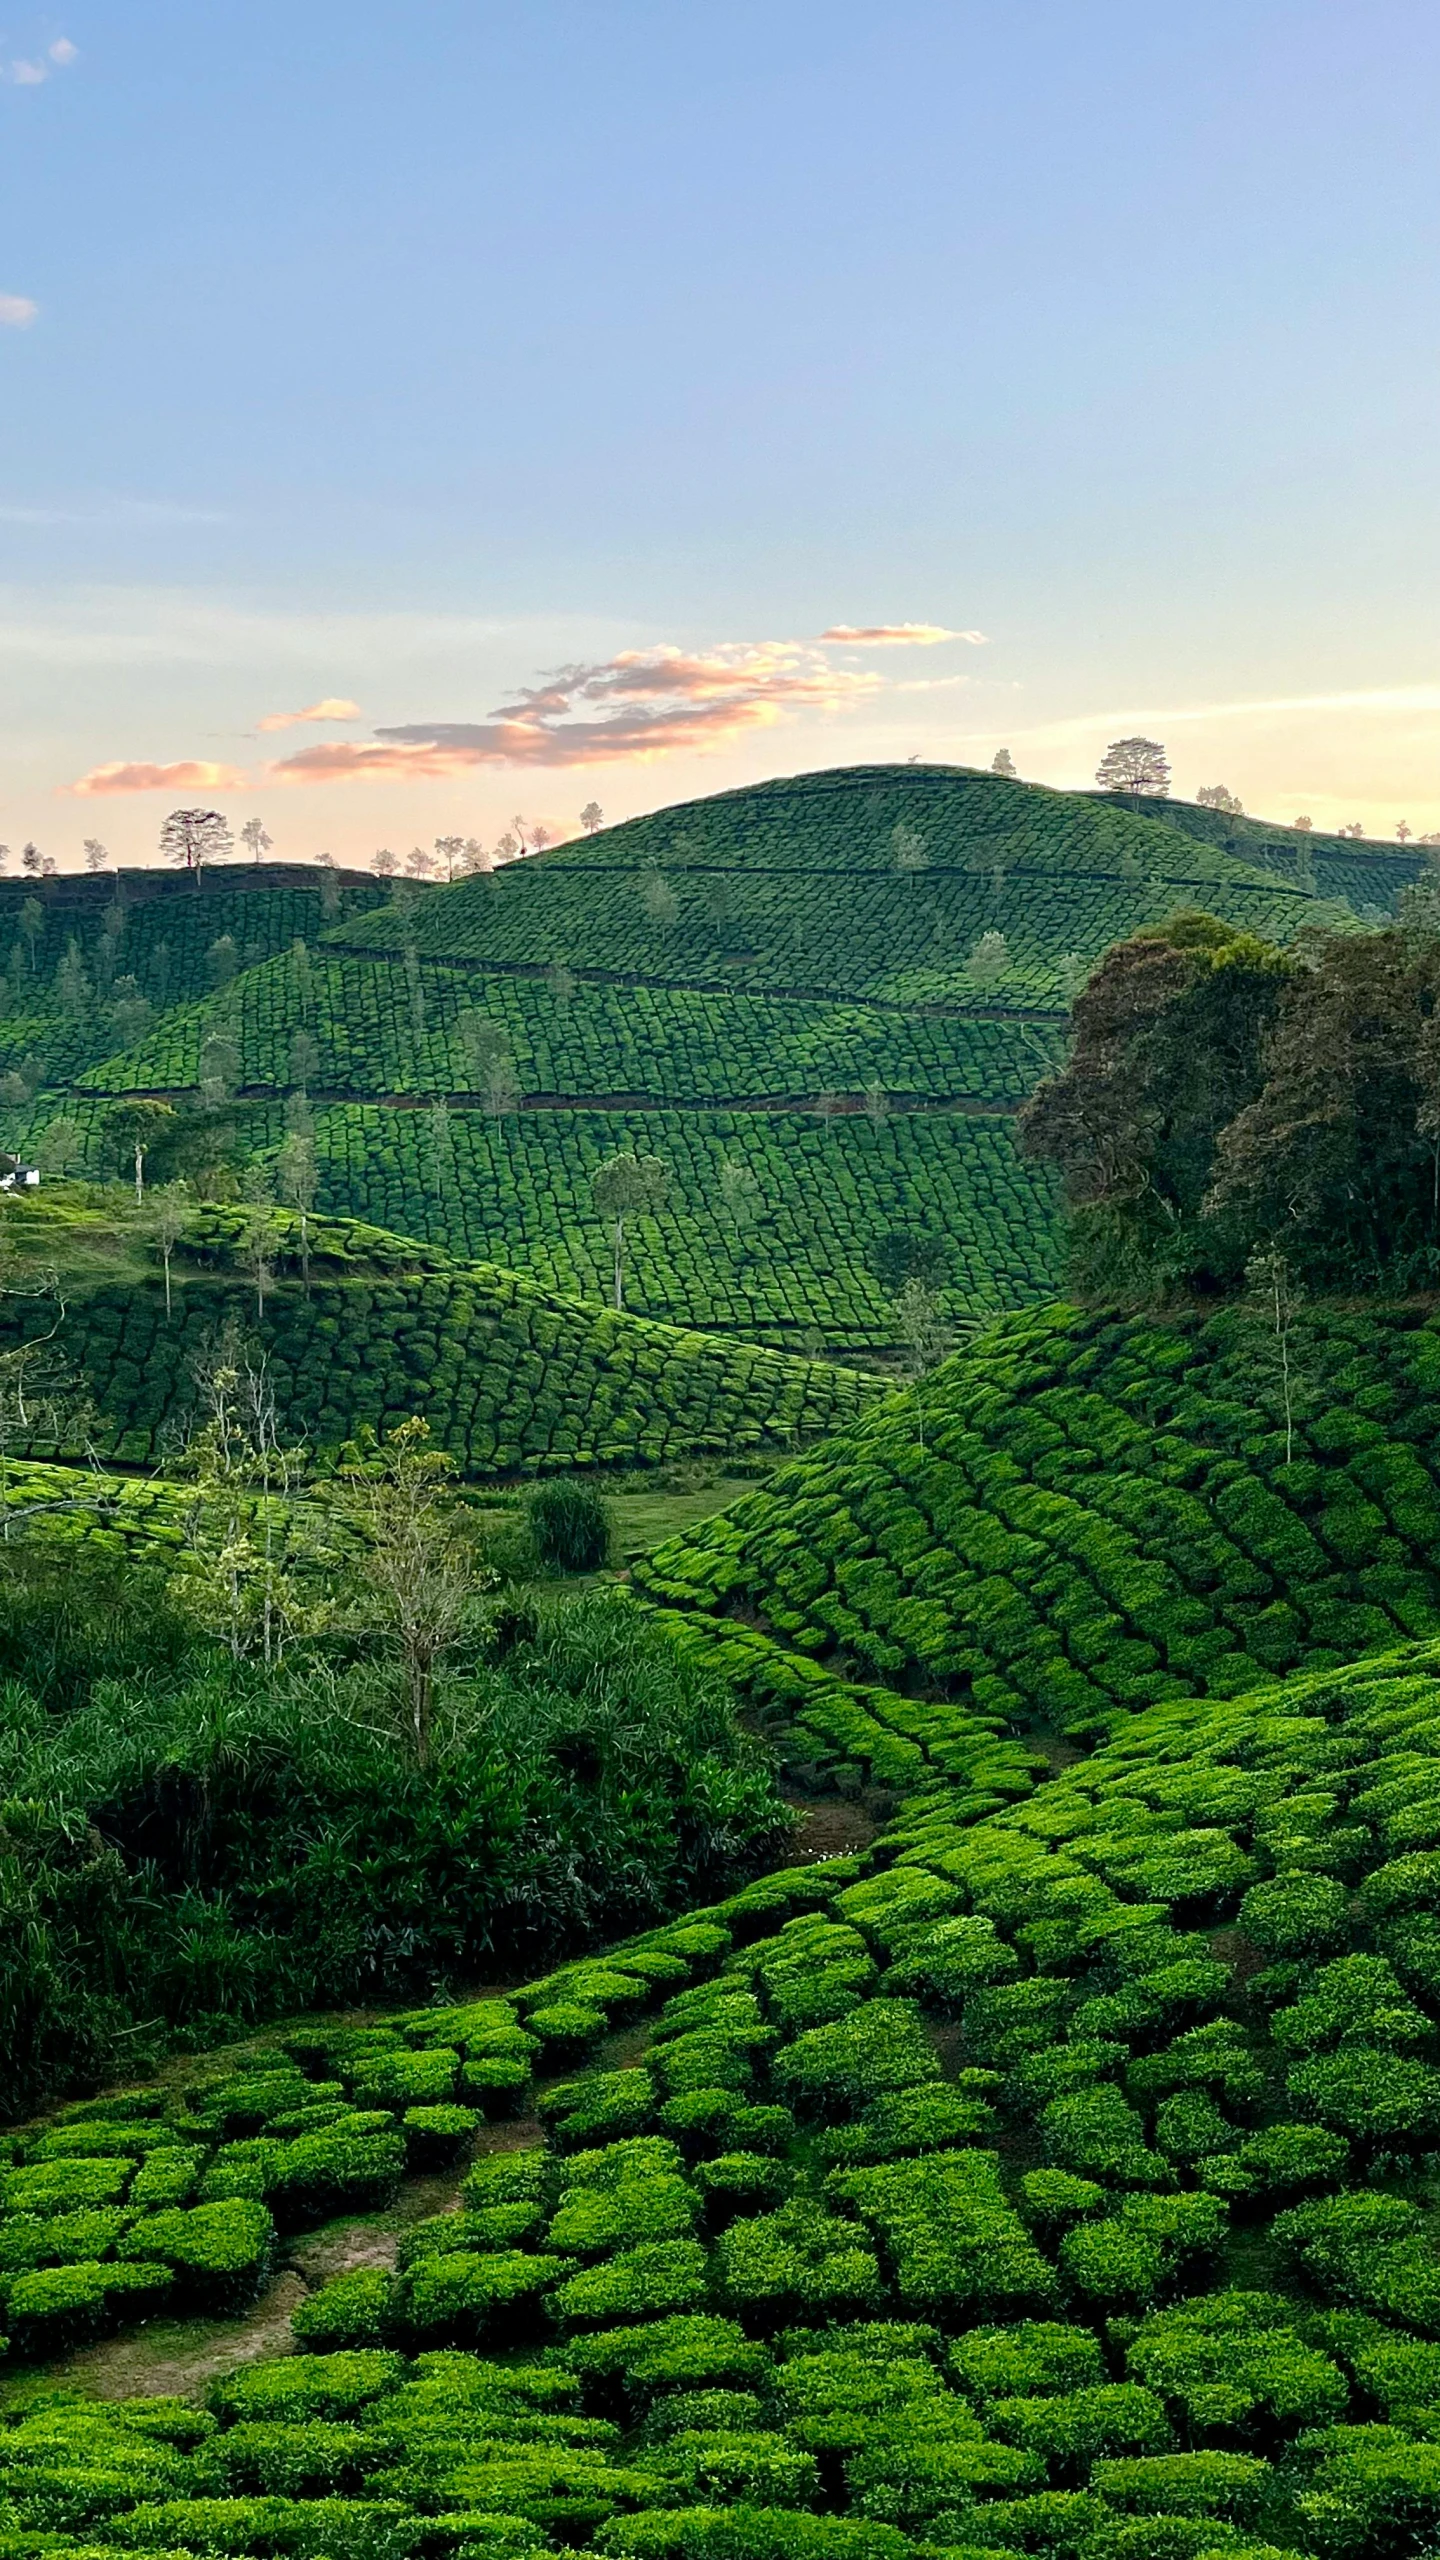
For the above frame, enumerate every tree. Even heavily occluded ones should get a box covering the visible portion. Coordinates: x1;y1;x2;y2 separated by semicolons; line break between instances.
966;929;1010;989
427;1098;456;1198
530;824;552;854
241;818;273;866
456;1009;509;1092
331;1417;492;1767
19;898;42;972
35;1117;83;1177
161;807;233;885
548;959;577;1006
238;1170;279;1320
1397;821;1414;845
1293;815;1313;831
434;835;464;881
1056;951;1089;1005
405;845;436;879
717;1155;762;1256
991;749;1017;778
863;1080;890;1127
1236;1247;1309;1465
170;1340;315;1667
1196;783;1244;815
276;1104;318;1293
82;837;110;872
1095;737;1170;797
103;1098;175;1203
53;939;92;1017
0;844;8;875
641;871;679;929
206;934;239;990
591;1150;669;1311
148;1179;191;1318
580;801;604;835
199;1031;242;1104
458;837;489;875
893;821;930;884
21;843;41;876
892;1275;953;1454
372;846;398;877
288;1026;320;1089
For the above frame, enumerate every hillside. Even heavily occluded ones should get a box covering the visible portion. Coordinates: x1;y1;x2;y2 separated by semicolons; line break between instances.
5;767;1355;1355
1091;790;1426;918
0;1193;881;1477
10;1636;1440;2560
634;1297;1440;1736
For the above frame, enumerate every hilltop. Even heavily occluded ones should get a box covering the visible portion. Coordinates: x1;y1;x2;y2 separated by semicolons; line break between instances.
3;767;1359;1354
0;1190;880;1479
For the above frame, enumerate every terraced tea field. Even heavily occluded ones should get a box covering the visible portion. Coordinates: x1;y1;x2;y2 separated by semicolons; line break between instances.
12;1631;1440;2560
10;765;1365;1355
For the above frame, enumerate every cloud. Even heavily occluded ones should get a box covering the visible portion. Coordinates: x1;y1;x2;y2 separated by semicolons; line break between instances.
0;294;37;328
69;758;247;797
9;57;45;81
49;38;78;63
820;622;985;647
271;640;881;782
256;696;363;732
4;37;76;82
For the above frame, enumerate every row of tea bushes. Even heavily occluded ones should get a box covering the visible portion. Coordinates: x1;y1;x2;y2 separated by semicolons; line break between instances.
634;1300;1440;1723
1087;790;1423;915
0;1208;881;1475
13;1097;1058;1355
16;1641;1440;2551
77;950;1063;1109
0;872;390;1018
332;854;1315;1016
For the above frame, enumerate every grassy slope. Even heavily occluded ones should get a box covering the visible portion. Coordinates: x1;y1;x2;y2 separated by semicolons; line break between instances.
10;1637;1440;2560
0;1192;881;1477
21;768;1350;1354
634;1298;1440;1741
1090;789;1426;916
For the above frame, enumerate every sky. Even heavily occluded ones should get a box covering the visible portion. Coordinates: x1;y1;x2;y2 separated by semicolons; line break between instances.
1;0;1438;869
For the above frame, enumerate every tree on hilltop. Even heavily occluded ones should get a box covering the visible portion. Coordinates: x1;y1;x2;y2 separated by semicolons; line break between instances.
83;838;110;873
161;807;233;887
1096;737;1170;797
1197;783;1244;815
991;748;1017;778
580;801;604;835
241;818;273;866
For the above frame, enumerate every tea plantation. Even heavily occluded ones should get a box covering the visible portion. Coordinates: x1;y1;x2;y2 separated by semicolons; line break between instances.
9;765;1369;1353
13;1636;1440;2558
0;1201;881;1476
633;1299;1440;1729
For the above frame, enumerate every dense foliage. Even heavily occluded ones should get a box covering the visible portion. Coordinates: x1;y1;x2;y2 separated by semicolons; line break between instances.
13;1640;1440;2557
0;1548;787;2116
1021;901;1440;1295
635;1298;1440;1730
0;1199;879;1474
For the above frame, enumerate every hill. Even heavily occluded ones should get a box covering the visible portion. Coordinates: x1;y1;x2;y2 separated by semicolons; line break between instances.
634;1296;1440;1743
0;1192;881;1478
9;1633;1440;2560
1091;790;1426;918
6;767;1352;1354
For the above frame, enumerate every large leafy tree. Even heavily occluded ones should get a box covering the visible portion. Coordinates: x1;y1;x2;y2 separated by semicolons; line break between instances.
1018;911;1295;1292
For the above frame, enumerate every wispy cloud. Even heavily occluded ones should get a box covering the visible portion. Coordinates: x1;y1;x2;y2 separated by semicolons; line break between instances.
0;293;37;328
3;33;77;83
69;758;247;798
272;640;881;782
820;622;985;647
256;696;363;732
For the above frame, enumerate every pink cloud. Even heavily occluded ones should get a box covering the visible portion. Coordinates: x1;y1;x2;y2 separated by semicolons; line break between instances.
0;293;38;328
257;696;363;732
270;641;879;782
820;623;986;646
69;758;248;797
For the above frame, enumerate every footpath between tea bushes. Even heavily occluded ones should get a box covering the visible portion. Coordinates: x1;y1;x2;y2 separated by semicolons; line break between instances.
12;1637;1440;2555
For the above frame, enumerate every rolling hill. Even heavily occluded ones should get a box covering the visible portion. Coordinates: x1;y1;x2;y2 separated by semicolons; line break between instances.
0;1193;881;1479
6;766;1364;1355
633;1295;1440;1755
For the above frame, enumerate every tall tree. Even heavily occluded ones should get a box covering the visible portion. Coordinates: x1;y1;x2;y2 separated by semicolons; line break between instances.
148;1179;191;1318
1095;737;1170;797
331;1417;491;1767
82;837;110;872
991;748;1017;778
240;818;273;866
580;801;604;835
103;1098;175;1203
591;1150;669;1311
161;807;233;887
276;1099;319;1294
892;1275;953;1455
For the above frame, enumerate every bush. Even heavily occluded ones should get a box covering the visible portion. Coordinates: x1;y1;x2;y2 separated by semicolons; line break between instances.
290;2267;395;2348
772;2003;939;2119
529;1482;612;1574
395;2247;571;2344
117;2199;275;2312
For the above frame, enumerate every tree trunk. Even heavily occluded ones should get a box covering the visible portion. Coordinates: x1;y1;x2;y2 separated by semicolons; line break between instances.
134;1143;144;1205
410;1643;434;1767
163;1249;173;1318
613;1215;624;1311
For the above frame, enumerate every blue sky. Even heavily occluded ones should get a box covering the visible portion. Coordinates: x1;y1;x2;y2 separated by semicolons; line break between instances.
2;0;1438;865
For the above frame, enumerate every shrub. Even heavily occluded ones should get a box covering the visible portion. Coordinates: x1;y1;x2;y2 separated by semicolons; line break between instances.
988;2382;1172;2467
290;2267;395;2348
550;2239;711;2328
539;2070;657;2150
401;2105;480;2168
529;1482;612;1574
772;2003;940;2119
117;2199;274;2312
1;2255;171;2356
1238;1874;1349;1960
830;2150;1056;2317
210;2349;407;2419
395;2247;572;2344
563;2312;771;2399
